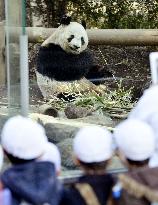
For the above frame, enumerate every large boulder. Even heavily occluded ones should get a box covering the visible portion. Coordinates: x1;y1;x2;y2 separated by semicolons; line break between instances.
30;113;115;144
57;138;75;169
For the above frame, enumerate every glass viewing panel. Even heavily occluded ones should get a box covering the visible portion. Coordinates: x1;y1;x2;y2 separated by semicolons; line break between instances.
5;0;23;116
5;1;126;176
0;0;7;118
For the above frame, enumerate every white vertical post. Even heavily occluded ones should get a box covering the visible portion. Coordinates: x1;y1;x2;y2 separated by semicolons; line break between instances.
149;52;158;85
20;34;29;116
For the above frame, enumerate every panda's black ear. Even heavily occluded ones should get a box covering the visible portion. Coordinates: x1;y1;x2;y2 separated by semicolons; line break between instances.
60;15;71;25
81;20;86;29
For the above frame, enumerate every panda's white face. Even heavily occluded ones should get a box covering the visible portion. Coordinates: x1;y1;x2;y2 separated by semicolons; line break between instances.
53;22;88;54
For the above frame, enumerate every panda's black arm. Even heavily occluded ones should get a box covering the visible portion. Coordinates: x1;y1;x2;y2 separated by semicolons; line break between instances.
36;43;95;81
85;64;113;85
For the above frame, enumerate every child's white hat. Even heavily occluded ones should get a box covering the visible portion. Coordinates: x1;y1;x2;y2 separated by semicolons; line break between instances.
114;119;155;161
39;142;61;172
129;85;158;121
1;115;48;160
73;126;113;163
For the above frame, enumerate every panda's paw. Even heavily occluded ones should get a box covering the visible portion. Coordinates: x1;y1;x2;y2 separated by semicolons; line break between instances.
86;65;113;85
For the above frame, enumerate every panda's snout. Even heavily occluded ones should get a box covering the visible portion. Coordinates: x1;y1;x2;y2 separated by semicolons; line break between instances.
73;45;80;50
69;44;81;52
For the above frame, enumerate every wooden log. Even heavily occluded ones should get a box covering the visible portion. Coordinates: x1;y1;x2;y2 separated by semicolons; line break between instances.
8;27;158;46
87;29;158;46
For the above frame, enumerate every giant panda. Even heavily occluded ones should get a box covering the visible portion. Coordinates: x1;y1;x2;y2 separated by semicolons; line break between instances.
36;15;109;100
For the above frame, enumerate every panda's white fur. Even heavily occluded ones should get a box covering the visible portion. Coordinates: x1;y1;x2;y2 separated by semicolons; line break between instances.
42;22;88;54
36;72;97;99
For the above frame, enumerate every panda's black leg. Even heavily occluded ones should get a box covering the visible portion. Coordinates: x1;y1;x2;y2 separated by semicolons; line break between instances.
57;92;78;102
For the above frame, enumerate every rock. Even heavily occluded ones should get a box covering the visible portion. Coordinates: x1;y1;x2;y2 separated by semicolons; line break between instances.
64;104;92;119
75;114;116;128
30;113;115;144
44;123;77;143
57;138;76;169
39;104;59;117
30;113;80;143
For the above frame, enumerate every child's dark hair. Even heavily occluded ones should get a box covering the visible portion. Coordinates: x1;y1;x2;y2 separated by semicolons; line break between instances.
78;160;108;172
4;150;35;165
127;158;149;167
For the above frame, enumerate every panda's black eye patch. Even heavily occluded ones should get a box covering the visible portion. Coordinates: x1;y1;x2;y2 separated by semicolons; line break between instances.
67;35;74;42
81;37;85;45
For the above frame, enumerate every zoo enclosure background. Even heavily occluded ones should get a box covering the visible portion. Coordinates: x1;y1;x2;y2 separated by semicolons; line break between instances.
26;0;158;29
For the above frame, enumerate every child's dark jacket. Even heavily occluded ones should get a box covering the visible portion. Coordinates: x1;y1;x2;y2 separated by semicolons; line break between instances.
60;174;114;205
1;161;62;205
117;167;158;205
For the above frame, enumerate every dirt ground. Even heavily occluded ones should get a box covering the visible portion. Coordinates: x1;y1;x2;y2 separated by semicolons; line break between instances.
90;45;157;99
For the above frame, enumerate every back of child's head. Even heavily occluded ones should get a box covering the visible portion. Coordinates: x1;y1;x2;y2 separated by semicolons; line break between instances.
1;115;48;164
73;126;113;171
129;85;158;120
39;142;61;174
114;119;155;166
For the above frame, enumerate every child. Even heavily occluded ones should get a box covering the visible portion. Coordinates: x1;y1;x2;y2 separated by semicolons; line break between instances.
39;141;61;175
0;145;13;205
113;119;158;205
60;126;114;205
0;115;62;205
129;85;158;167
129;85;158;122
